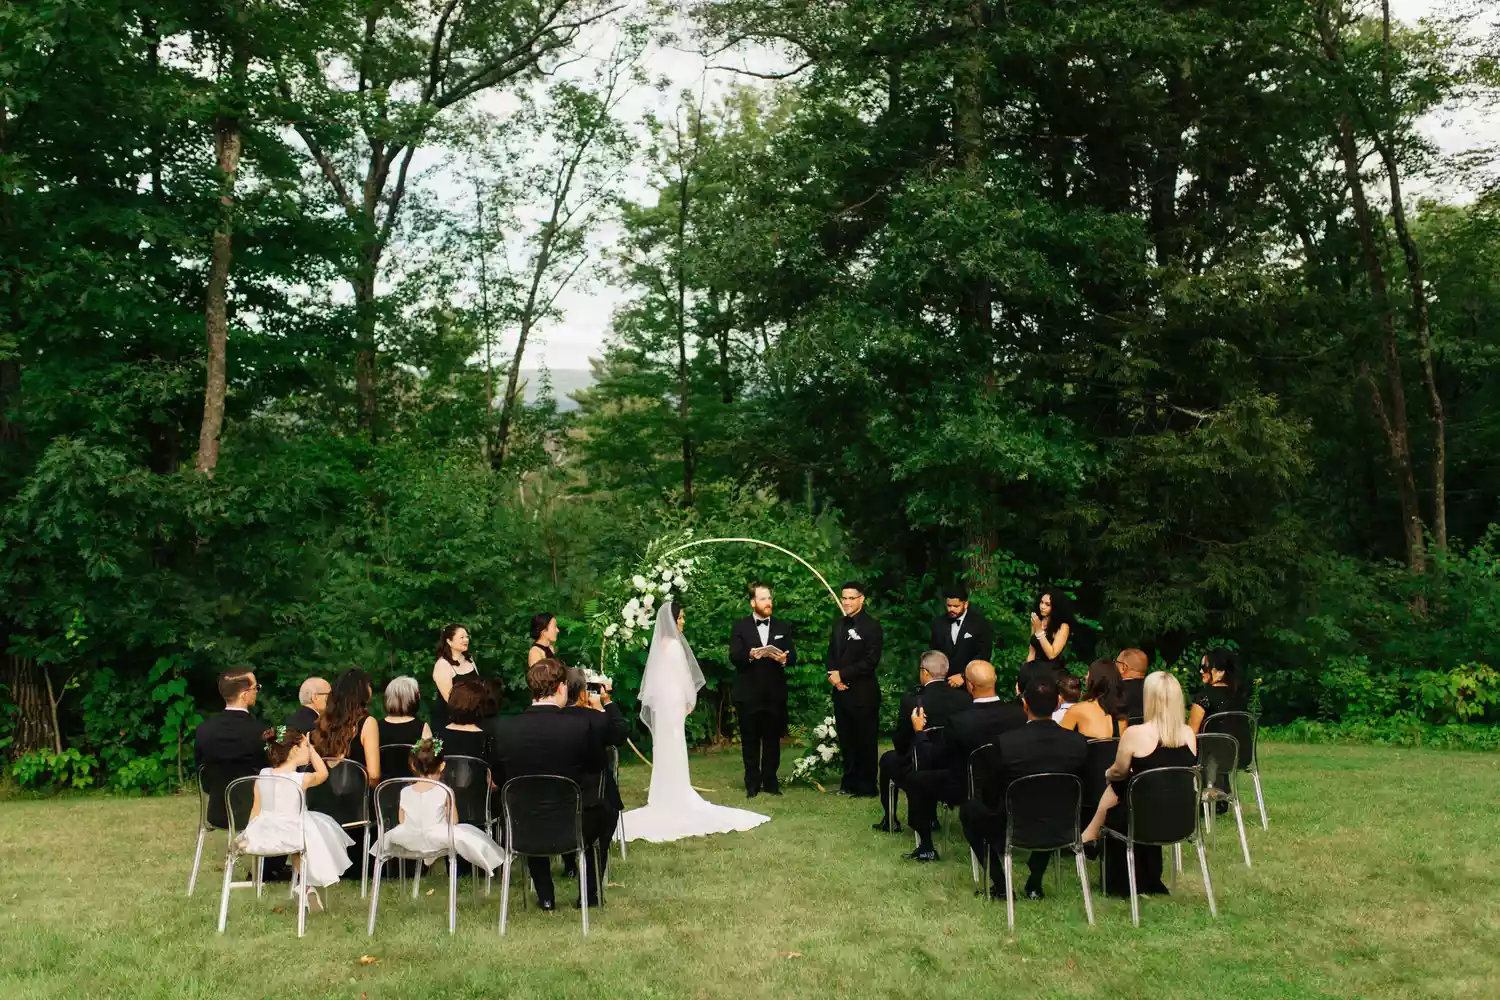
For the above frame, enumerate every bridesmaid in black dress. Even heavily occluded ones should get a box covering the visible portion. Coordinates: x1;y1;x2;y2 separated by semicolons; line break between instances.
1189;647;1248;732
1025;590;1075;673
313;668;382;787
528;612;560;667
1081;671;1198;896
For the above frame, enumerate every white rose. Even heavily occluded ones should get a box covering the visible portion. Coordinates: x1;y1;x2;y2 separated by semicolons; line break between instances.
621;627;634;641
673;575;686;590
819;746;835;761
661;591;673;604
643;593;655;608
632;575;648;591
604;623;618;637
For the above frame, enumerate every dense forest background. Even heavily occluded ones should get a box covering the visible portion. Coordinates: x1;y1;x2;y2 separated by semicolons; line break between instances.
4;0;1500;791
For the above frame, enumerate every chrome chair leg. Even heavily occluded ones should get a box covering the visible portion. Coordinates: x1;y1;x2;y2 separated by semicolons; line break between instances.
579;849;589;937
1251;767;1269;829
447;852;457;935
360;827;370;899
216;852;235;933
1233;798;1252;867
1196;833;1217;917
1125;841;1140;927
413;861;422;899
1074;847;1095;926
616;813;628;860
367;851;383;935
187;828;207;896
498;856;512;936
294;862;307;939
1002;848;1016;930
255;856;264;898
970;848;981;884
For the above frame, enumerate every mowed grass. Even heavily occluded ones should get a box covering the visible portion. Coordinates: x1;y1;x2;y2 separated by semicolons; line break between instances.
1;742;1496;1000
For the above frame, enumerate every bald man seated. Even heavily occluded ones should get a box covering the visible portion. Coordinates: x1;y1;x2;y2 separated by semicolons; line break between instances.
286;676;330;733
1116;650;1148;721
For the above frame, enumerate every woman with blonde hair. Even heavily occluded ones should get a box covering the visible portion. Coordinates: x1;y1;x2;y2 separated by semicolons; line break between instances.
1081;671;1197;895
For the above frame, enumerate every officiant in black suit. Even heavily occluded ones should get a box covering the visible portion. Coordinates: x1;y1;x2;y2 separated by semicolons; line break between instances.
730;582;796;797
825;581;883;796
930;584;995;688
490;658;609;909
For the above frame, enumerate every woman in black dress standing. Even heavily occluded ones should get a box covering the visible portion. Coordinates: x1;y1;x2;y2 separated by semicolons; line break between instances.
1025;590;1075;671
313;668;382;788
431;624;479;733
1081;671;1198;896
1189;647;1247;732
527;612;560;667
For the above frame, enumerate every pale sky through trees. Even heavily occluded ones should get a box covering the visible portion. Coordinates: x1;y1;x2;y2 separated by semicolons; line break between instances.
452;0;1499;375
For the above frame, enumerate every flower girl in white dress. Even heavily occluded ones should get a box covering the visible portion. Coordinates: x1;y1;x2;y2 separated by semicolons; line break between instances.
238;727;355;911
370;739;506;874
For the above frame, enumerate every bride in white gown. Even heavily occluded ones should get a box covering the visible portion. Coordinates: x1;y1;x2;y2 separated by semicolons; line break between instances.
622;603;770;842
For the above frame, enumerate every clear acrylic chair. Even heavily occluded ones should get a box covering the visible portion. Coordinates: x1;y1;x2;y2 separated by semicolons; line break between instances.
306;758;372;896
607;746;627;860
217;773;313;937
441;754;494;895
1002;772;1095;929
1196;732;1251;867
1099;765;1217;927
966;743;1003;886
1202;711;1268;829
187;761;253;896
366;778;458;935
498;775;590;936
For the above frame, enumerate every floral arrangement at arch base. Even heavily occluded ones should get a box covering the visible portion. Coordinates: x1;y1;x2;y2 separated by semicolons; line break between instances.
789;716;841;791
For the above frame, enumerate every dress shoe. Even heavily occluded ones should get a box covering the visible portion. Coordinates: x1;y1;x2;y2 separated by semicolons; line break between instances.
834;788;853;796
976;885;1006;901
538;898;556;911
1025;886;1045;901
746;788;759;799
902;848;940;862
872;818;903;833
764;782;782;796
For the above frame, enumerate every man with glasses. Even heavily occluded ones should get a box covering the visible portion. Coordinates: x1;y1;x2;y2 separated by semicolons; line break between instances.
825;581;884;797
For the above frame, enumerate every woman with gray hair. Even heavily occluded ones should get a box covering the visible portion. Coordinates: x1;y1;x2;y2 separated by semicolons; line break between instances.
377;676;431;753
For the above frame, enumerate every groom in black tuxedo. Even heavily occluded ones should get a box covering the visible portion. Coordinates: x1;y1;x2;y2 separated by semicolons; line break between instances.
730;582;796;797
929;584;995;688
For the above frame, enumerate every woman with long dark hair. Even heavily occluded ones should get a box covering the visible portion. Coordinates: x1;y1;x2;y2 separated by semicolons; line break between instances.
313;668;381;788
1061;658;1131;739
1189;646;1247;732
1025;589;1074;670
527;613;560;667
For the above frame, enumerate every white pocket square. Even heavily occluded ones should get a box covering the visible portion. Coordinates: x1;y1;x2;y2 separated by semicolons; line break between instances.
774;634;784;640
963;632;973;639
847;629;862;640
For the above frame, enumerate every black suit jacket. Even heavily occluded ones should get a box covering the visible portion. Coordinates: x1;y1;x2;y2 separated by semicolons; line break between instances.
826;611;883;706
947;699;1029;788
929;606;995;681
1120;678;1146;720
729;615;796;716
991;719;1089;804
194;709;268;827
562;701;628;811
893;680;973;759
490;704;607;809
285;706;318;734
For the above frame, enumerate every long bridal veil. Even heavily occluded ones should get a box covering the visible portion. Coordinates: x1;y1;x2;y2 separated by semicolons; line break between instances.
622;605;769;843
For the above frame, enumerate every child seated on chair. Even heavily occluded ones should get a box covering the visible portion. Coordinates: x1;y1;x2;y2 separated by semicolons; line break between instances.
370;739;507;875
238;727;355;913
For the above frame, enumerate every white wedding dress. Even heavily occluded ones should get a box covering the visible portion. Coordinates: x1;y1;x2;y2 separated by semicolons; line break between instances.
622;606;769;843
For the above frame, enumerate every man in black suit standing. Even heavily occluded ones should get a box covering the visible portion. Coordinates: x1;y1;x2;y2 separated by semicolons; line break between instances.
193;668;267;827
490;658;608;909
930;584;995;688
873;651;971;852
960;678;1088;900
730;582;795;797
825;581;883;797
284;676;330;733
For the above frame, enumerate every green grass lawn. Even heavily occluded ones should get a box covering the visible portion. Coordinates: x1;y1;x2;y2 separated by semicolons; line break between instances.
1;741;1496;1000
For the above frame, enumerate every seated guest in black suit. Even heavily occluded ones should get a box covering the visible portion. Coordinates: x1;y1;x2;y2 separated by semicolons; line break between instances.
194;668;267;827
560;667;628;878
490;658;609;910
946;660;1027;789
873;650;972;843
1189;647;1247;733
960;678;1087;900
1116;648;1149;720
285;676;330;733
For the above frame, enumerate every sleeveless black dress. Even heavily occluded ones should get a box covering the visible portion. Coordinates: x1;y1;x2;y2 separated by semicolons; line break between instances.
531;642;555;661
376;717;425;781
431;658;479;732
1104;739;1197;896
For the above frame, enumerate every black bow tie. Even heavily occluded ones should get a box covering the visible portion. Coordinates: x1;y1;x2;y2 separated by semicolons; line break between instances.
755;619;770;627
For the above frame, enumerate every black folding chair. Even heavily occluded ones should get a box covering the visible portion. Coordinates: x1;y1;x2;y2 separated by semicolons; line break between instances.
1203;711;1268;829
187;762;256;896
966;743;1004;886
366;778;458;935
306;758;373;897
217;774;313;937
1196;732;1251;867
498;775;591;936
1099;765;1217;926
1002;772;1094;928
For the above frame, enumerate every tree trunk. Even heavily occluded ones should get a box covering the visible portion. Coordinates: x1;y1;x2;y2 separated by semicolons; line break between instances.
1334;115;1424;570
196;19;249;476
353;263;379;436
2;654;56;756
